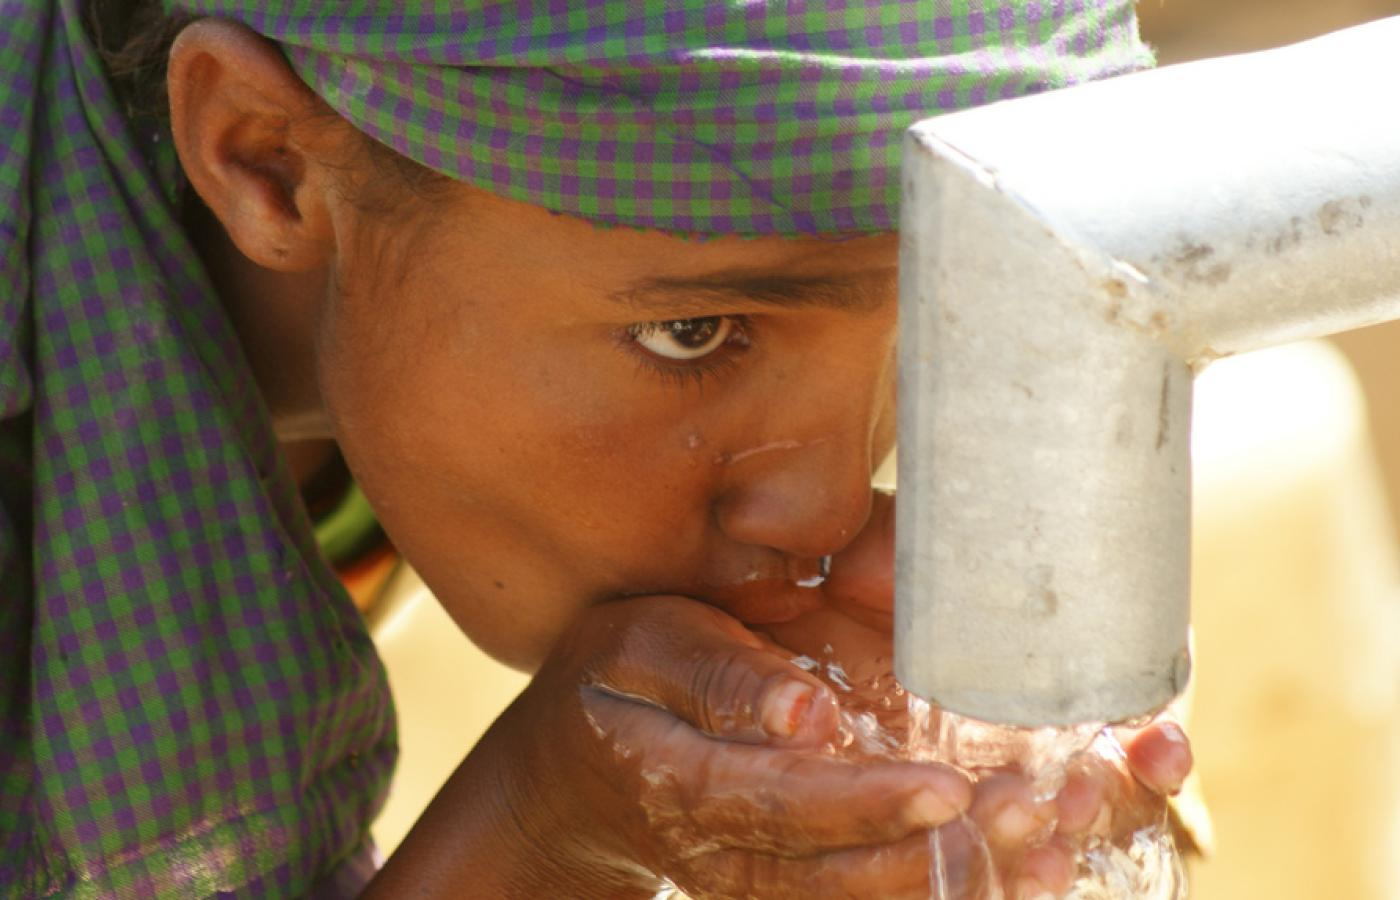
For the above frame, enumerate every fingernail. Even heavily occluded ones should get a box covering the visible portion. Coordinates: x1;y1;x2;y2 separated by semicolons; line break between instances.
1157;723;1192;793
1159;721;1189;746
993;799;1054;844
993;802;1037;842
904;788;956;828
761;680;815;738
1016;881;1054;900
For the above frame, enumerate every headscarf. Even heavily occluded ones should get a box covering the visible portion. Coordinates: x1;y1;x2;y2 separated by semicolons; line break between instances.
0;0;1151;894
1;0;394;895
168;0;1154;235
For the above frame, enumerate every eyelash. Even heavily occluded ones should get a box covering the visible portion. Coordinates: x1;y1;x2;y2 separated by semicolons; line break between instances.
619;315;752;388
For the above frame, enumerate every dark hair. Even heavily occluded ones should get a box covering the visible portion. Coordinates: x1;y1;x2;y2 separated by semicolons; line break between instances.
86;0;452;207
87;0;191;126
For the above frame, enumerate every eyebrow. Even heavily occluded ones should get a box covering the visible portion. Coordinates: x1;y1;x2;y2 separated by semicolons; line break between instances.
611;267;896;317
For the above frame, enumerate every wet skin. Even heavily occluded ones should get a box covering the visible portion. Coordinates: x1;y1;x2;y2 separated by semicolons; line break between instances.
168;19;1192;899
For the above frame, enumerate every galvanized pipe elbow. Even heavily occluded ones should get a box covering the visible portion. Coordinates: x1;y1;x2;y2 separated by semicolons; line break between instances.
895;18;1400;726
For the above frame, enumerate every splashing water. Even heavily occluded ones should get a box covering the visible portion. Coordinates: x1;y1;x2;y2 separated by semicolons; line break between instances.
799;650;1187;900
911;703;1185;899
653;649;1185;900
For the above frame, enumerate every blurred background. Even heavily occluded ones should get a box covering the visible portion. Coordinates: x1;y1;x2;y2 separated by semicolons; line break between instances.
1139;4;1400;898
363;4;1400;897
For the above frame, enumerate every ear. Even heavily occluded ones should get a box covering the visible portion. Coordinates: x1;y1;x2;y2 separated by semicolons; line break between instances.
167;19;338;272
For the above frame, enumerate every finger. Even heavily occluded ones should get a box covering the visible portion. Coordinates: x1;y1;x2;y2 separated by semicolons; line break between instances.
1054;767;1106;836
757;604;893;688
590;691;973;854
1056;743;1141;839
929;817;996;899
678;831;939;900
1121;720;1192;796
577;595;839;747
968;772;1057;849
1064;734;1175;841
822;490;895;630
1012;836;1077;899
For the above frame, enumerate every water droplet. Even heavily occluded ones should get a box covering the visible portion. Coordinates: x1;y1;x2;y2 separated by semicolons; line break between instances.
790;641;1186;899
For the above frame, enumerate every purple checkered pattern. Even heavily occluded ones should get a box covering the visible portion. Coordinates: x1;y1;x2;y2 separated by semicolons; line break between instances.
0;0;1152;893
176;0;1154;235
2;0;395;894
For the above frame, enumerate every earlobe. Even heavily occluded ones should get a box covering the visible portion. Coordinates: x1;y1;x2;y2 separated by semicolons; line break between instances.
167;19;335;272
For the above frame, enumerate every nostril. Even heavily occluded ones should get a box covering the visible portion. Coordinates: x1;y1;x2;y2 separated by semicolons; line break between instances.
711;428;876;560
786;555;827;589
715;481;873;561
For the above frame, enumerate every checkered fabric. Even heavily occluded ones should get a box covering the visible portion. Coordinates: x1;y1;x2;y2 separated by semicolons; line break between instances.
170;0;1154;235
1;0;1151;894
0;0;395;895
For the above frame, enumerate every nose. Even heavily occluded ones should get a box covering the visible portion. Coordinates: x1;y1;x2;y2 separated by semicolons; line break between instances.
714;445;875;559
713;346;893;561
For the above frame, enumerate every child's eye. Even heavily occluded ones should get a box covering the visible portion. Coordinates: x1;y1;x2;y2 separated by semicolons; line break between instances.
626;316;743;361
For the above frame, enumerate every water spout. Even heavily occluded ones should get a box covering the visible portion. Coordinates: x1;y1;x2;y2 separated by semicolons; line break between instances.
895;18;1400;726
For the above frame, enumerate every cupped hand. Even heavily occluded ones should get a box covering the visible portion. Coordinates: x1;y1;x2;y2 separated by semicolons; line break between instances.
760;490;1194;899
483;594;975;899
372;490;1190;900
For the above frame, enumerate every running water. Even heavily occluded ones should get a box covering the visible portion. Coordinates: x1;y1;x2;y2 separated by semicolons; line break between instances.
655;647;1186;900
908;702;1186;899
795;650;1187;900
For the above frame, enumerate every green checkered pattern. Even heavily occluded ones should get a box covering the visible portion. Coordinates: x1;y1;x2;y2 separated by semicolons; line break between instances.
171;0;1153;235
1;0;395;895
1;0;1151;893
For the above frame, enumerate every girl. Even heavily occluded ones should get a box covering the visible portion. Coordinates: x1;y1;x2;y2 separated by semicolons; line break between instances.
0;0;1190;896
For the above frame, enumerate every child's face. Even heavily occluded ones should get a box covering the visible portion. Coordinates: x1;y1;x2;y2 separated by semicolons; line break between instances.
319;186;898;671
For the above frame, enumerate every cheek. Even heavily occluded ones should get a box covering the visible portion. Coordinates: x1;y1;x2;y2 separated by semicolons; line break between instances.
321;296;701;512
309;266;726;655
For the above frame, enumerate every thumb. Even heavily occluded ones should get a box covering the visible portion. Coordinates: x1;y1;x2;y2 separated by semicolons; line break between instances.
579;596;840;748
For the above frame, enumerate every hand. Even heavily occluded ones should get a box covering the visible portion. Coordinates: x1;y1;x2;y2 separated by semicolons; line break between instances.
763;491;1195;899
764;608;1191;899
468;595;977;899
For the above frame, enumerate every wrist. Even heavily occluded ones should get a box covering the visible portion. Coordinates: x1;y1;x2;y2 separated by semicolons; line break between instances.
494;688;669;898
367;700;661;899
494;738;660;899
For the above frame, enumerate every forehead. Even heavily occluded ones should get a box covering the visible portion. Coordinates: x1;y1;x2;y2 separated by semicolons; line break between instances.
445;180;900;290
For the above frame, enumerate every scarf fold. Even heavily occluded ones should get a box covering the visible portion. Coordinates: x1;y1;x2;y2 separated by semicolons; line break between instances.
167;0;1154;235
0;0;395;894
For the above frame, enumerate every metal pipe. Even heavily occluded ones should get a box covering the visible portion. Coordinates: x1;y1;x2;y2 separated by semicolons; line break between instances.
895;17;1400;727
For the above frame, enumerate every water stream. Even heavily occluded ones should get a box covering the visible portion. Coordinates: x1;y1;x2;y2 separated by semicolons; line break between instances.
656;647;1186;899
808;651;1187;900
909;703;1185;899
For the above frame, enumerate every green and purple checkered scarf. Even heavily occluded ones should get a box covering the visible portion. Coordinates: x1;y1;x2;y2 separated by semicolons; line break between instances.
0;1;394;895
0;0;1150;895
172;0;1152;235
